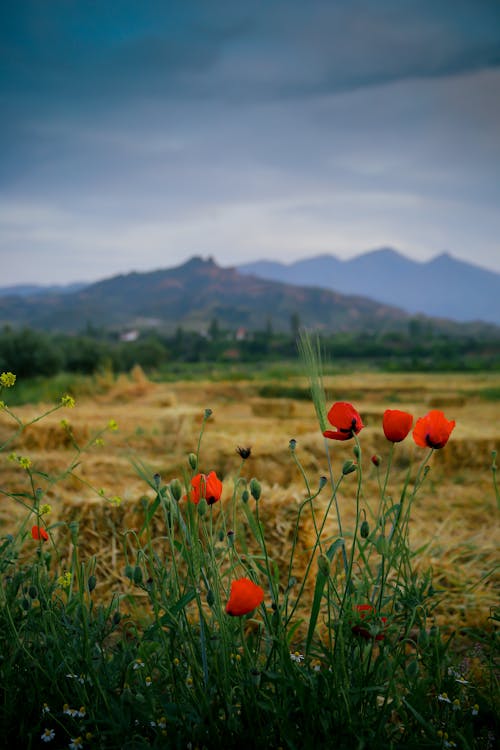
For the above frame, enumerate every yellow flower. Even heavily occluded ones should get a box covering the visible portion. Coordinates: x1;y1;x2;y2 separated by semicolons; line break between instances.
110;496;122;507
40;504;52;515
61;394;75;408
0;372;16;388
108;419;118;431
57;571;71;589
19;456;32;470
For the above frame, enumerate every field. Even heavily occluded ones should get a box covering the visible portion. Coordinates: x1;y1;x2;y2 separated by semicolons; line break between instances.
2;366;498;632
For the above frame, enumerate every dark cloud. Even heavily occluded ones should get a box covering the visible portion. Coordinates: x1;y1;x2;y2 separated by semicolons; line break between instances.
1;1;500;282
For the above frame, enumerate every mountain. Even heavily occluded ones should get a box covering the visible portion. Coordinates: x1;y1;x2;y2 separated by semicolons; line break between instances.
0;282;88;298
1;256;498;336
0;256;425;334
238;248;500;325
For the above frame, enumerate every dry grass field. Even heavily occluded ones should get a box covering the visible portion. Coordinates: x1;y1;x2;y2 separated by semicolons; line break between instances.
1;366;499;634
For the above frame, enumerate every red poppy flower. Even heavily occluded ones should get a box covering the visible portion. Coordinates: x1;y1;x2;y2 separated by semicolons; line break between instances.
225;577;264;616
323;402;364;441
351;604;387;641
383;409;413;443
412;410;456;449
31;525;49;542
188;471;223;505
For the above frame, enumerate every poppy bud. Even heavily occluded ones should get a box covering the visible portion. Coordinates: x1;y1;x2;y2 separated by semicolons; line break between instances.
241;489;250;503
371;454;381;467
197;498;208;517
153;473;161;488
319;476;327;489
353;445;361;458
198;497;208;518
188;453;197;470
289;438;297;451
206;589;215;607
204;408;213;419
249;478;261;501
406;660;419;679
28;585;38;599
87;575;97;593
317;554;330;576
124;564;134;580
360;520;370;538
170;479;182;501
342;460;356;475
227;530;235;547
133;566;143;585
112;611;121;625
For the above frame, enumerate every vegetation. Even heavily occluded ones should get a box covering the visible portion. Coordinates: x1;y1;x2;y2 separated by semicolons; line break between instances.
1;320;499;392
0;346;498;748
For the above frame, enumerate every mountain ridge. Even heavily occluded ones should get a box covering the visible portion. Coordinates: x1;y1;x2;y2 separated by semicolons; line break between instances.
237;248;500;325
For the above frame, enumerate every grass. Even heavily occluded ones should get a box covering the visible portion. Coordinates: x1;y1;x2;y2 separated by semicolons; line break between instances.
0;366;499;749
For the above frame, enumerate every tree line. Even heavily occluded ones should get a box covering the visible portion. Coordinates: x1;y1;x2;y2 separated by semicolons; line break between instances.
0;322;498;379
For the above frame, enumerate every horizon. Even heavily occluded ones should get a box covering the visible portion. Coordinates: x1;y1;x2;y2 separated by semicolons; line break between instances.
2;1;500;284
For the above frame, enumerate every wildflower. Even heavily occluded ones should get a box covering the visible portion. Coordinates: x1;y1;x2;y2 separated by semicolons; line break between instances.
69;737;83;750
157;717;167;729
382;409;413;443
57;571;71;589
413;410;456;449
41;703;50;715
110;495;122;507
188;471;223;505
452;699;460;711
290;651;304;663
93;438;104;447
40;504;52;515
31;525;49;542
351;604;387;641
472;704;479;716
0;371;16;387
41;728;55;743
132;658;145;670
323;402;364;441
108;419;118;430
371;454;381;467
225;577;264;616
438;692;452;703
19;456;32;470
61;394;76;408
145;676;152;687
236;446;251;459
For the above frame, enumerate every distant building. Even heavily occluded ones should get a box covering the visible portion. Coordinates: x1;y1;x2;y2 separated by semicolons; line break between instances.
120;330;139;342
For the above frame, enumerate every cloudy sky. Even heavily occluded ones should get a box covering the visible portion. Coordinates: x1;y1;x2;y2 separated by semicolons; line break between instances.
1;0;500;285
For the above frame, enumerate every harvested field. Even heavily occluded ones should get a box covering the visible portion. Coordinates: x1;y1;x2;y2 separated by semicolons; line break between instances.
1;368;499;631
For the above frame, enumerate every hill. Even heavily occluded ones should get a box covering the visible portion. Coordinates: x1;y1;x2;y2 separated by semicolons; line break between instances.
0;256;416;334
238;248;500;325
0;256;498;337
